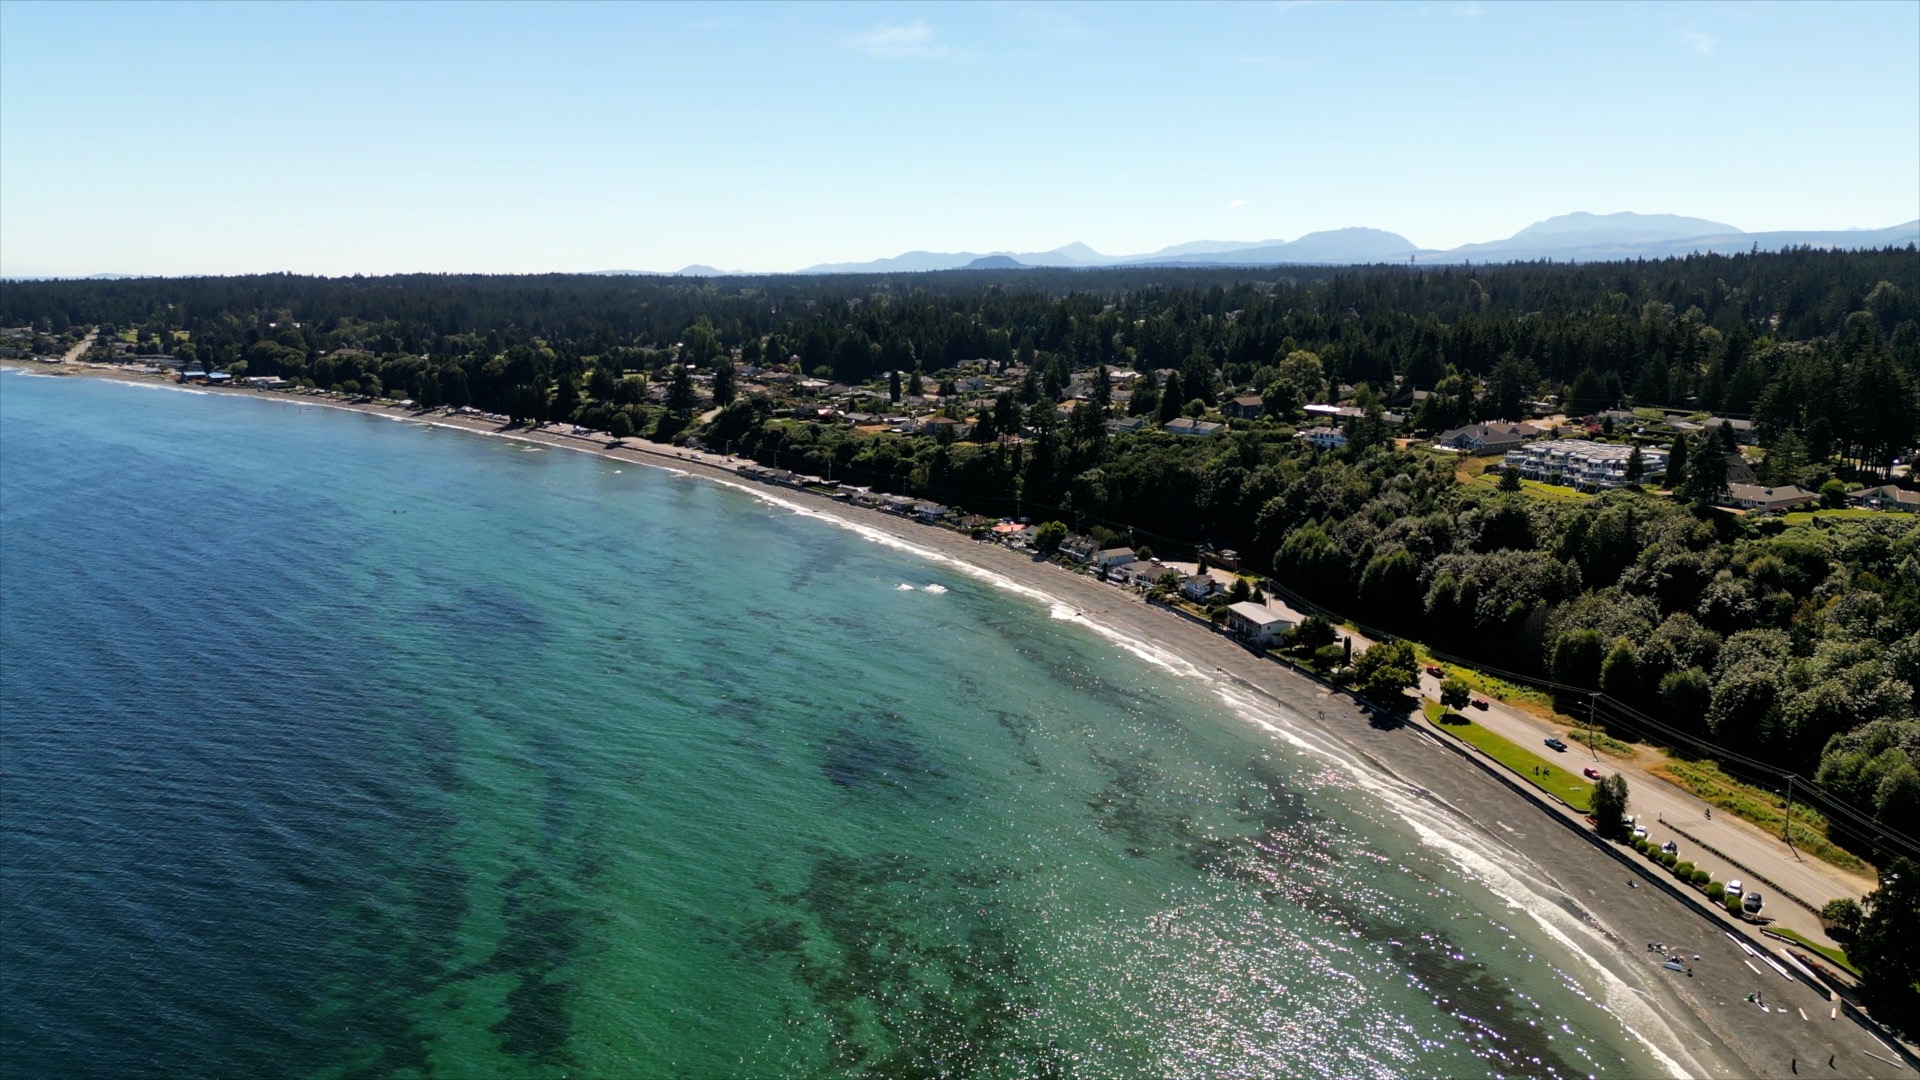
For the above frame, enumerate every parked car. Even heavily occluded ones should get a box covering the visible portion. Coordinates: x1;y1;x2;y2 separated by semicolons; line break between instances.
1742;891;1764;914
1583;767;1602;779
1726;879;1743;898
1545;737;1568;752
1633;824;1649;840
1471;697;1490;710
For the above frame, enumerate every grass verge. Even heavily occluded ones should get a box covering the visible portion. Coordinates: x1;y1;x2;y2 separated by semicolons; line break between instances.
1780;508;1880;525
1423;699;1593;812
1768;926;1860;977
1567;726;1638;758
1651;758;1869;875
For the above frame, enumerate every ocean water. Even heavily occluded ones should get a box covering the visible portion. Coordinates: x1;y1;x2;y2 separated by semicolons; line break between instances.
1;370;1685;1079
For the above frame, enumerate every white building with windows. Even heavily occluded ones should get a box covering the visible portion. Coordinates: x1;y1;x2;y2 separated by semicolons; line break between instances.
1501;439;1667;491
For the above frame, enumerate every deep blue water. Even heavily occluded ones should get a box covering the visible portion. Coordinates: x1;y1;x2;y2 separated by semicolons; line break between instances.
1;370;1693;1078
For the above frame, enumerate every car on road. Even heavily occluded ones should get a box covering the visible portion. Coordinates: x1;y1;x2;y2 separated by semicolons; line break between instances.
1726;879;1743;898
1583;766;1602;779
1742;891;1764;914
1471;696;1490;710
1425;665;1444;678
1544;737;1568;752
1633;824;1649;840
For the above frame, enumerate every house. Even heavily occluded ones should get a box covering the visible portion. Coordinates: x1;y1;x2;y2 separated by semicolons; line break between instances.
913;502;951;522
177;370;209;384
1225;601;1294;644
1060;535;1101;563
1095;547;1136;570
1179;574;1220;602
1163;417;1224;437
919;415;971;439
1221;395;1265;420
1434;422;1538;454
1723;484;1817;512
205;372;233;385
1848;485;1920;512
1500;439;1668;491
1106;415;1148;435
242;375;288;389
1298;426;1348;450
1704;417;1757;445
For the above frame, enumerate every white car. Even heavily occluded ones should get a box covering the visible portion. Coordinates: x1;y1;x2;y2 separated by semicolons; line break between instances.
1726;879;1742;897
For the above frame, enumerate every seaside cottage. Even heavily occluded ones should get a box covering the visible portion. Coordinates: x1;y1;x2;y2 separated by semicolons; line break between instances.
1095;547;1136;570
1060;535;1101;563
1225;602;1293;644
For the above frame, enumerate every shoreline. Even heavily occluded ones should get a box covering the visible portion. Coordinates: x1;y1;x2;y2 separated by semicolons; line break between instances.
7;361;1905;1078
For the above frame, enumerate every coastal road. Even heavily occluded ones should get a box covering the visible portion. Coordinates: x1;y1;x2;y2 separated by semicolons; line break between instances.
1415;671;1872;945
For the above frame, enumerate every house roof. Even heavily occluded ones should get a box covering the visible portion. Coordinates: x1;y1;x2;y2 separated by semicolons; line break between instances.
1228;601;1287;626
1727;483;1815;503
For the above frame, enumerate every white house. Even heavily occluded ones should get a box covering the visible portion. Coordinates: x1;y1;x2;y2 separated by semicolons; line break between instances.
1095;547;1136;570
1723;484;1817;512
1298;426;1348;450
1225;601;1294;644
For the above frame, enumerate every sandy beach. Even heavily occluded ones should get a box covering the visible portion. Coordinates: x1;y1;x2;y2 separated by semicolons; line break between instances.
12;359;1913;1079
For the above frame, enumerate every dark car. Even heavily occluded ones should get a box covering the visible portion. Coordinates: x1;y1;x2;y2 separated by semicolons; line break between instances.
1544;737;1568;752
1425;665;1444;678
1471;696;1490;710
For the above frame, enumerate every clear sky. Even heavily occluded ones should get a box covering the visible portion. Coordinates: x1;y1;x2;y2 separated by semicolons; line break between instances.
2;0;1915;277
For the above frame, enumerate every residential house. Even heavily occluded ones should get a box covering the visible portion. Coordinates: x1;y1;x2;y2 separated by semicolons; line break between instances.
1298;426;1348;450
1163;417;1225;437
1225;602;1294;644
1095;547;1136;570
1434;422;1539;454
1848;485;1920;512
1106;415;1148;435
1059;535;1101;563
1220;395;1265;420
913;502;951;523
1704;417;1757;445
1723;484;1817;512
1179;574;1220;602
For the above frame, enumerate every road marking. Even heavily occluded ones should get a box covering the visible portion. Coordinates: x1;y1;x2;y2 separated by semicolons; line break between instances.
1496;821;1515;833
1743;959;1762;975
1798;1007;1808;1020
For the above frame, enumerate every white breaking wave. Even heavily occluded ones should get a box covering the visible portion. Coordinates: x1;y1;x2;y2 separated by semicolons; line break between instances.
896;583;917;591
921;583;947;594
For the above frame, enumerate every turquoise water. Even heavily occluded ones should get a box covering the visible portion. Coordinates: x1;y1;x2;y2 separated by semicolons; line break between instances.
1;370;1687;1078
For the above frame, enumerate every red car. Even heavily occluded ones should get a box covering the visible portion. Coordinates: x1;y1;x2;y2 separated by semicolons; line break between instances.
1583;767;1603;780
1470;696;1490;710
1425;665;1444;678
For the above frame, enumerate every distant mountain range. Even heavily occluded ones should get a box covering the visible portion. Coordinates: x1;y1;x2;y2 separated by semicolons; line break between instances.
791;212;1920;274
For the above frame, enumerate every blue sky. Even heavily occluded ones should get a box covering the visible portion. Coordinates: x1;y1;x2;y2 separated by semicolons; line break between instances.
2;0;1915;276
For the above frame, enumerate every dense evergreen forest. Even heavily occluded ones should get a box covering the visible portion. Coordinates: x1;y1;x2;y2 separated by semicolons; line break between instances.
7;249;1920;860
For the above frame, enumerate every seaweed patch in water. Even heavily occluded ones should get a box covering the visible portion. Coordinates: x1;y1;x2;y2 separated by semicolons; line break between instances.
820;722;949;792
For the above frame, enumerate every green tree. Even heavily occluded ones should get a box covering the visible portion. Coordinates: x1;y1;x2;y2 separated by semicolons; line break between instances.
1590;773;1630;838
1625;446;1645;484
1851;858;1920;1034
889;368;902;403
1354;639;1418;708
666;364;696;417
712;358;736;407
608;410;635;439
1665;434;1689;489
1157;370;1185;424
1499;466;1523;493
1679;433;1729;504
1440;676;1472;712
1287;613;1337;650
1820;479;1848;509
1034;520;1068;554
1820;896;1863;940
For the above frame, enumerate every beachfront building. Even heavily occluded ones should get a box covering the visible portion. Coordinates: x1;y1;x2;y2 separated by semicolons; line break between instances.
1060;535;1101;563
1225;602;1294;644
1501;439;1668;491
1095;547;1136;570
1179;574;1220;602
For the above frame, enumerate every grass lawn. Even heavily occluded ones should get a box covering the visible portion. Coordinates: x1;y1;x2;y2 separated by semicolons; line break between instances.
1780;508;1881;525
1424;700;1593;812
1455;456;1594;503
1768;927;1860;977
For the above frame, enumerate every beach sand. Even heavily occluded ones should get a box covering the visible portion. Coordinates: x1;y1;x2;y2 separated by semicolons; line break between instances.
13;360;1912;1079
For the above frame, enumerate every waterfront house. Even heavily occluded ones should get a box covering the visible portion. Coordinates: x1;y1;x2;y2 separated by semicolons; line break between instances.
1060;535;1101;563
1225;602;1293;644
1095;547;1136;570
1179;574;1220;602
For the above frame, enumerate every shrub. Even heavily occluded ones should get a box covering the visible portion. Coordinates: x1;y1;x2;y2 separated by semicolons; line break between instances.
1674;860;1695;878
1725;894;1744;914
1707;882;1726;901
1660;850;1679;868
1690;868;1710;885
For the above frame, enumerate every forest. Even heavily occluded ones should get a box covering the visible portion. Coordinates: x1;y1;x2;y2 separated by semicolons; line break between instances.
6;249;1919;865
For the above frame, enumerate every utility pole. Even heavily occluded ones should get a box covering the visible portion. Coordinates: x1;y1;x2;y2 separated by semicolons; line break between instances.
1589;692;1599;760
1782;775;1796;846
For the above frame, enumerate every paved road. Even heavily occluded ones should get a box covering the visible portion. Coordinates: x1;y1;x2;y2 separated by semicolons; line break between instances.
1415;671;1870;948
